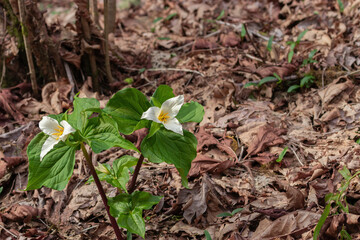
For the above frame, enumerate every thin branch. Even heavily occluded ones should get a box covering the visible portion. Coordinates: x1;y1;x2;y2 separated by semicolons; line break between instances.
80;143;124;240
0;224;18;238
289;145;304;166
146;68;205;77
18;0;38;97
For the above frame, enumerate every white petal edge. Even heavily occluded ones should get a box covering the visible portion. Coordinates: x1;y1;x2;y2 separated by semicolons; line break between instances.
161;95;184;118
163;117;183;135
59;120;76;141
40;136;59;161
141;107;162;123
39;116;60;137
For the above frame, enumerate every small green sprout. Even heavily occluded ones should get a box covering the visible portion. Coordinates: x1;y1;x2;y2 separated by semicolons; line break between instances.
217;207;243;217
216;10;225;20
287;29;308;63
276;147;288;163
267;35;274;52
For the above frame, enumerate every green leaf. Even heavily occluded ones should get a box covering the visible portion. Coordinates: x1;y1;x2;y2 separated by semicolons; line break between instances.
176;101;204;123
244;82;258;88
83;116;138;153
104;88;151;135
0;186;3;194
337;0;344;13
68;96;100;131
339;165;352;181
141;129;197;187
153;17;163;23
287;85;300;93
165;13;177;21
276;147;288;162
273;73;282;84
108;191;162;238
231;208;243;215
313;204;331;240
148;121;161;138
204;230;212;240
124;78;133;84
216;10;225;20
309;49;317;59
300;75;314;88
26;134;77;190
267;35;274;52
258;76;277;86
150;85;175;106
340;228;352;240
216;212;233;217
288;49;294;63
296;29;308;43
241;25;246;38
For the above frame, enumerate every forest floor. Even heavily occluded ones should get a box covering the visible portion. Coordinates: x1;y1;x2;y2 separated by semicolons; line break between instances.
1;0;360;239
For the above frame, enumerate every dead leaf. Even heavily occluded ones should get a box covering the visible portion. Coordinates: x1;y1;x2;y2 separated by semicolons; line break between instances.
256;64;297;79
2;204;39;223
246;125;286;157
189;154;236;177
220;32;240;47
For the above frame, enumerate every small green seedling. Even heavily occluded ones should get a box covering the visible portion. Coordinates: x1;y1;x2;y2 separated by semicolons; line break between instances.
287;29;308;63
241;24;246;38
216;10;225;20
287;74;314;93
244;73;282;88
216;208;243;217
276;147;288;163
337;0;344;13
313;166;360;240
0;186;3;194
123;78;133;84
267;35;274;52
302;49;318;67
204;230;212;240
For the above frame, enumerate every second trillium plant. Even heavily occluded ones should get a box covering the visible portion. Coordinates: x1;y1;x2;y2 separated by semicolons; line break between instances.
26;85;204;239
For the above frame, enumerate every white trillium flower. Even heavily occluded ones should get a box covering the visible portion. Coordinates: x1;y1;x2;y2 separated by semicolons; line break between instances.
39;116;76;161
141;95;184;135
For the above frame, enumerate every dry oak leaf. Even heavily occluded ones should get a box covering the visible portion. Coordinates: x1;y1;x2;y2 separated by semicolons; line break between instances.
220;32;240;47
246;125;286;157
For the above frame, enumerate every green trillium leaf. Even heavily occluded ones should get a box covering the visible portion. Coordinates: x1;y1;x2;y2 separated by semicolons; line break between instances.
26;133;78;190
150;85;175;106
104;88;151;135
141;129;197;187
176;101;204;123
83;115;138;153
67;96;100;131
108;191;162;238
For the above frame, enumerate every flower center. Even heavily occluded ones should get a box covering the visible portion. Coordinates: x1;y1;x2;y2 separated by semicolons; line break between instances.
52;125;64;140
158;111;170;123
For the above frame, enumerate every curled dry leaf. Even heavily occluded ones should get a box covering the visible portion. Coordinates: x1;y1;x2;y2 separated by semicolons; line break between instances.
192;38;218;50
246;125;286;158
256;64;297;79
188;154;236;177
2;204;39;223
220;32;240;47
177;174;226;224
251;210;320;240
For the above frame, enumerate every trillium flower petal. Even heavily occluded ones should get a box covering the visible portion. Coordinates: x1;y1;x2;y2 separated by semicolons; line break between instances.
163;117;183;135
161;95;184;118
141;107;162;123
40;136;59;161
59;120;76;141
39;116;60;137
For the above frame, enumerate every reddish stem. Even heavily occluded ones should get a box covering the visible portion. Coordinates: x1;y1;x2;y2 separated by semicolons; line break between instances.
81;143;124;240
127;154;144;194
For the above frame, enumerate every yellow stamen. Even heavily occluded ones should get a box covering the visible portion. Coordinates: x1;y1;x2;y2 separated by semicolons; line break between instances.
52;125;64;140
158;111;170;123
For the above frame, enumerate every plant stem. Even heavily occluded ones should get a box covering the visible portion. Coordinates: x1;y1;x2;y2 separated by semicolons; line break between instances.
128;154;144;194
80;143;124;240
